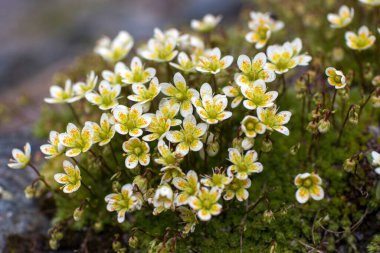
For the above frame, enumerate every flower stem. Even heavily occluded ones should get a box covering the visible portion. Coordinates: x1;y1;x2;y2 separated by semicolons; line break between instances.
336;104;354;145
81;181;96;198
109;142;119;167
67;103;81;126
211;75;218;91
28;163;52;190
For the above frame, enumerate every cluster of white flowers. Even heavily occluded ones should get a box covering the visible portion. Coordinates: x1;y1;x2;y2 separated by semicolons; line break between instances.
9;12;319;227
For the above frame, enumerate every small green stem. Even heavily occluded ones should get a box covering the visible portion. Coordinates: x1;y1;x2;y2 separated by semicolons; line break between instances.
67;103;81;126
28;163;52;190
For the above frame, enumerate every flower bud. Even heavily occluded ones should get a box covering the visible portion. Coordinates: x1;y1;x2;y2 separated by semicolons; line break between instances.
261;138;272;153
343;158;357;173
242;137;255;150
262;210;275;224
364;63;373;81
24;185;35;199
112;240;124;251
49;239;58;250
332;47;344;62
133;175;148;194
338;88;349;100
348;105;360;125
306;121;318;134
318;119;331;133
372;75;380;87
128;235;139;248
112;181;121;193
73;207;84;221
290;143;301;155
232;137;244;152
94;221;104;232
371;94;380;108
345;70;354;85
206;142;219;157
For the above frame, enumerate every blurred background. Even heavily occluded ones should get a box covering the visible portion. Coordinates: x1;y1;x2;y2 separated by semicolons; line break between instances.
0;0;245;250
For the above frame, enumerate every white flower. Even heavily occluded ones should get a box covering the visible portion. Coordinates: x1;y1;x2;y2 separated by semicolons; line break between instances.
122;138;150;169
44;80;80;104
112;104;151;137
345;26;376;51
222;84;244;108
257;106;292;136
85;81;121;110
95;31;134;63
192;83;232;124
73;71;98;97
102;62;127;87
249;11;284;32
227;148;263;180
245;23;271;49
128;77;161;111
8;143;31;169
143;110;172;142
40;131;65;159
371;151;380;174
294;173;324;204
120;56;156;85
160;72;199;117
191;14;222;32
196;48;233;74
241;80;278;110
169;52;196;73
327;5;354;29
153;184;174;209
54;160;81;194
166;115;208;156
359;0;380;6
266;38;312;74
105;184;138;223
59;123;94;157
235;53;276;86
138;37;178;62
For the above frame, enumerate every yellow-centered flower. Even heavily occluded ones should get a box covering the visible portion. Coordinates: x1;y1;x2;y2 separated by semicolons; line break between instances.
95;31;134;63
191;14;222;33
294;172;324;204
73;71;98;97
85;113;116;146
59;123;93;157
166;115;208;156
227;148;263;180
122;138;150;169
105;183;138;223
235;53;276;86
222;84;244;108
327;5;354;29
54;160;81;193
85;81;121;110
241;80;278;110
161;72;199;117
241;115;266;138
345;26;376;51
173;170;200;206
8;143;31;169
188;187;222;221
112;104;151;137
196;48;233;74
169;52;196;73
40;131;65;159
143;111;172;142
128;77;161;111
45;80;80;104
192;83;232;124
325;67;347;89
224;177;251;202
120;56;156;85
257;106;292;136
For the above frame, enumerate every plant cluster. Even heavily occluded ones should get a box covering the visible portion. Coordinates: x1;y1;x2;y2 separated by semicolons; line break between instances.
6;0;380;252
